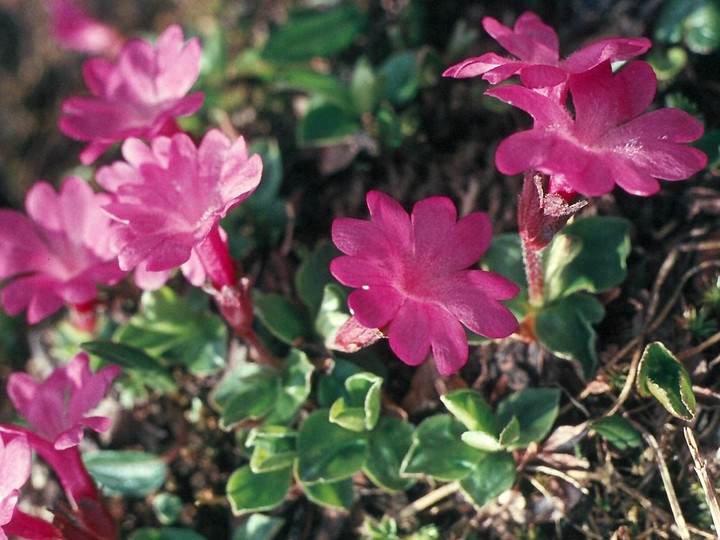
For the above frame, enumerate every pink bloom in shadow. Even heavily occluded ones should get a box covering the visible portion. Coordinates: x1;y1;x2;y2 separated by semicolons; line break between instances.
47;0;125;57
59;24;204;164
96;130;262;289
487;61;707;197
7;353;120;451
444;11;650;97
330;191;519;376
0;433;31;540
0;176;125;324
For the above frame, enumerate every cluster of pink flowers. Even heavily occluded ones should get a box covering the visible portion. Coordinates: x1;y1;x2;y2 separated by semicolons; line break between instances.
0;22;263;333
0;20;264;536
0;353;119;539
444;11;707;199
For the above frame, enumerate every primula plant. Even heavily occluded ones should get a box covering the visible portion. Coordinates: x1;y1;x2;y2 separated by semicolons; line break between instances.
1;1;720;538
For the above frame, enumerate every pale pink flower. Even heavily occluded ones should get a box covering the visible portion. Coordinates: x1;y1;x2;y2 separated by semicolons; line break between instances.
0;433;31;540
443;11;650;94
96;130;262;289
330;191;519;376
487;61;707;197
0;176;125;324
47;0;125;57
7;353;120;451
59;24;204;164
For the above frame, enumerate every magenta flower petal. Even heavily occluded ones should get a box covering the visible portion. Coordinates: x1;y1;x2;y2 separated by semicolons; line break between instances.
59;24;204;164
330;256;391;288
0;177;125;323
562;37;652;74
98;130;262;288
348;285;403;329
489;61;706;197
444;11;650;95
426;304;469;376
7;353;120;450
47;0;124;57
387;300;431;366
0;433;31;532
331;191;518;375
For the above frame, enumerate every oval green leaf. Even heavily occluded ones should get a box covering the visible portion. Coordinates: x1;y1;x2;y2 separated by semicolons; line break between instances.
637;341;696;421
84;450;167;497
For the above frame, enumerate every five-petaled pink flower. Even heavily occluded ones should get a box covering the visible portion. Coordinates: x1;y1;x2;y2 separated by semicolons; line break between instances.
47;0;125;57
7;353;120;450
96;130;263;289
330;191;519;376
59;24;204;164
0;433;31;540
0;176;125;324
443;11;650;96
487;61;708;197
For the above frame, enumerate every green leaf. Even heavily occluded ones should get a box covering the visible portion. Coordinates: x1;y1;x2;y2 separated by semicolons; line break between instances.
591;416;642;450
80;340;176;393
254;292;313;346
210;364;280;429
637;341;697;421
272;68;352;105
458;451;516;509
261;6;367;62
498;416;521;447
232;514;285;540
151;493;183;526
364;417;415;491
128;528;207;540
296;410;368;483
84;450;167;497
534;293;605;378
264;349;314;425
351;56;379;115
114;287;227;375
315;284;350;349
317;358;365;407
495;388;560;450
378;51;419;106
543;217;630;302
329;372;383;431
246;426;297;473
441;389;497;433
401;415;482;481
299;476;354;510
655;0;720;54
227;465;292;515
376;103;403;149
460;431;503;452
297;99;362;147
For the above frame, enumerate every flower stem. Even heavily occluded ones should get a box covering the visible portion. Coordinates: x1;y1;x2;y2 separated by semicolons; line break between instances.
521;234;545;305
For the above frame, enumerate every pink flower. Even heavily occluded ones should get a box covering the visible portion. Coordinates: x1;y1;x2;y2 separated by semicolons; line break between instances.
0;433;31;540
486;61;707;197
7;353;120;450
47;0;125;57
330;191;519;376
0;176;125;324
96;130;262;289
443;11;650;94
59;24;204;165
